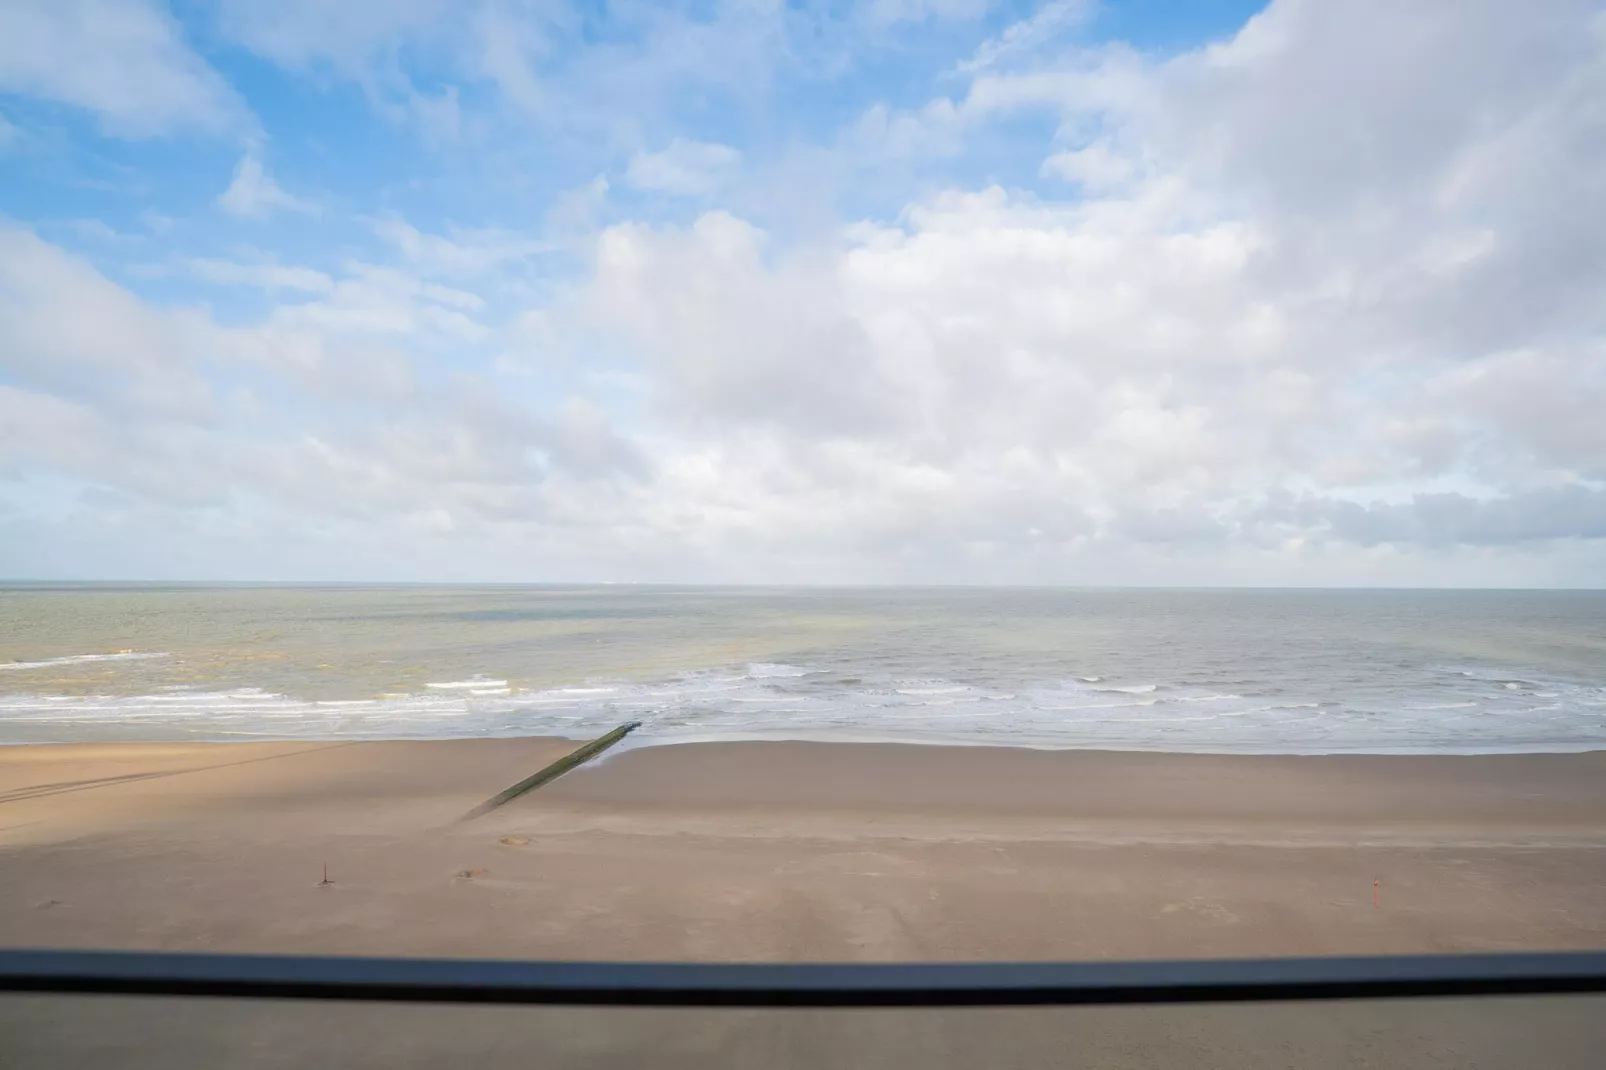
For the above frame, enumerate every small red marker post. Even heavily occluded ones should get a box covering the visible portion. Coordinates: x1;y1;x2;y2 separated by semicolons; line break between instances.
320;863;332;887
1373;878;1379;909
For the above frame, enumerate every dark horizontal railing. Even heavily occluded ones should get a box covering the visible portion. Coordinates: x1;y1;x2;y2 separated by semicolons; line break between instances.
4;949;1606;1007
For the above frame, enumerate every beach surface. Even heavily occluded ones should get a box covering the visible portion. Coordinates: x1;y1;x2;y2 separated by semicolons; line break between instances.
3;738;1605;1066
4;738;1606;959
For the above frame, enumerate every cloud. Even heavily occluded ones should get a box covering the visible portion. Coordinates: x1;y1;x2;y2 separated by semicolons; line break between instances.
624;138;743;197
5;0;1606;584
583;211;895;435
956;0;1094;74
212;0;453;72
213;0;789;140
408;84;463;144
67;219;135;244
1040;139;1135;190
0;226;214;422
847;98;965;161
184;257;335;294
217;154;316;219
264;262;489;341
867;0;992;27
468;0;552;117
542;0;1606;580
1267;486;1606;549
566;190;1298;564
139;211;175;234
0;226;644;561
0;0;245;136
367;217;553;278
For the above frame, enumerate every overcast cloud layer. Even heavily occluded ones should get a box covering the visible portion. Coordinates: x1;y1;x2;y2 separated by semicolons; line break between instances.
2;0;1604;585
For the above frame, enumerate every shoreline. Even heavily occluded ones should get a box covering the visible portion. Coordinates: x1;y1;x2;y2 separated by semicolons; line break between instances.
7;730;1606;758
612;731;1606;757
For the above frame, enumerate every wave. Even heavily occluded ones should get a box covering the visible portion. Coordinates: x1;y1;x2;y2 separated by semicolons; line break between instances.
747;663;811;678
3;662;1605;754
0;652;170;671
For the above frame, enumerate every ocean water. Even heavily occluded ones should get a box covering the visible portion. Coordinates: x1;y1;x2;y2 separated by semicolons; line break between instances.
1;585;1604;754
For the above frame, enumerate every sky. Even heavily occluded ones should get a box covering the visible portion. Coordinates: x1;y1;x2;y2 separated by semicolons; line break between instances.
1;0;1603;586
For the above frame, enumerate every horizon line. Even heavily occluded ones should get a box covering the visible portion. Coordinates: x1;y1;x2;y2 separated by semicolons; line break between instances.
3;579;1604;593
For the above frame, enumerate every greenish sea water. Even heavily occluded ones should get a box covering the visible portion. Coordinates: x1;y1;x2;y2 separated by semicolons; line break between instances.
2;585;1603;752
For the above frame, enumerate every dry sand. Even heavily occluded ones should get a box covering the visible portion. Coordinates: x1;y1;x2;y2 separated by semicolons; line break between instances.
2;738;1605;1067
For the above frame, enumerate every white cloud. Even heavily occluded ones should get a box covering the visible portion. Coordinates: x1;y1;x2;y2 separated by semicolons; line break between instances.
213;0;790;140
585;211;894;434
217;154;316;219
571;191;1299;559
262;262;489;341
0;227;642;557
140;211;176;234
847;98;964;160
956;0;1094;74
469;0;551;116
544;0;1606;580
868;0;991;26
213;0;452;73
184;257;335;294
625;138;743;197
67;219;133;243
408;84;463;144
215;0;480;134
0;227;212;415
0;0;245;137
1040;140;1135;191
547;174;611;238
367;217;553;278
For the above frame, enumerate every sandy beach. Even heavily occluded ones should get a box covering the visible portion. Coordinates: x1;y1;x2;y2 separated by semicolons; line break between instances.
3;738;1605;1066
3;738;1606;959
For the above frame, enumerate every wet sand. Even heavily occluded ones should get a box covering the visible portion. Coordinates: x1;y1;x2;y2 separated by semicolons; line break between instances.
2;739;1605;1066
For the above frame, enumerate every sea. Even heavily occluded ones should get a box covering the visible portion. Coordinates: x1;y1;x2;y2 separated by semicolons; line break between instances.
1;585;1603;754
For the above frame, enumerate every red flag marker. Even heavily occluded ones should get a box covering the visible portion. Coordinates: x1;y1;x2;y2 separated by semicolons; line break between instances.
1373;878;1379;909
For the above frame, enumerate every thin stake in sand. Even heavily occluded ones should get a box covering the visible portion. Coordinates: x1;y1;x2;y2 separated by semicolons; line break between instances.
461;721;642;821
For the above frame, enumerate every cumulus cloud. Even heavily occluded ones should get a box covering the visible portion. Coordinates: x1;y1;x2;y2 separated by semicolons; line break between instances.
551;0;1606;579
0;0;245;136
584;211;897;435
